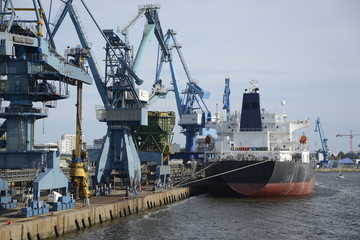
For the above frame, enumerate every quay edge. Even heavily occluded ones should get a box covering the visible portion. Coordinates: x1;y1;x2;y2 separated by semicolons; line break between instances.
316;168;360;172
0;188;190;240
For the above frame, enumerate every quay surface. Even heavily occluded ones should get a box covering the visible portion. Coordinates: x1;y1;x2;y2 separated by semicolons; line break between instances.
316;168;360;172
0;187;190;240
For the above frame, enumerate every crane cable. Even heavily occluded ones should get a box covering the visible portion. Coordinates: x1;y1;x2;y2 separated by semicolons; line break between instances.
174;160;221;187
175;160;269;188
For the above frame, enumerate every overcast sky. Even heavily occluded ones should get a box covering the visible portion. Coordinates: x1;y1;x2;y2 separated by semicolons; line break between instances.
12;0;359;154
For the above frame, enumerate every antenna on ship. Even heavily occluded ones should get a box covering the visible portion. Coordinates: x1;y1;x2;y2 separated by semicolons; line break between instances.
281;100;286;116
249;78;259;92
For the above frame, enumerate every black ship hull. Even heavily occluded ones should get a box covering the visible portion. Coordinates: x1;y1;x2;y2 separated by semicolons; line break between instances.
205;160;316;197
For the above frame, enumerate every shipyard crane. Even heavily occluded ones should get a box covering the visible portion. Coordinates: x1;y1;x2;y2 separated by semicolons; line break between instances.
59;0;148;196
63;1;176;195
55;1;182;194
315;118;332;168
154;28;211;160
336;130;360;152
0;0;92;216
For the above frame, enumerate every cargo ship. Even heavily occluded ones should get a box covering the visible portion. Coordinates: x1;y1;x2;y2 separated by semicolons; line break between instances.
203;79;316;197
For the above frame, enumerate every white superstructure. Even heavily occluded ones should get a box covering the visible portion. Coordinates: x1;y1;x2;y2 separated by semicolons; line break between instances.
204;83;310;163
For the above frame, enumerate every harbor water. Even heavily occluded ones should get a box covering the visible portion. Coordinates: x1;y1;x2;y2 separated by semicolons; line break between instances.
60;172;360;240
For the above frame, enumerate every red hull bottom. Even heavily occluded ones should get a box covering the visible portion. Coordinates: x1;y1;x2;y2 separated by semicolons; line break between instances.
208;175;316;197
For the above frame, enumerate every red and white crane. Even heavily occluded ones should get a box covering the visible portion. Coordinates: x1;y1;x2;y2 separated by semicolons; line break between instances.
336;130;360;152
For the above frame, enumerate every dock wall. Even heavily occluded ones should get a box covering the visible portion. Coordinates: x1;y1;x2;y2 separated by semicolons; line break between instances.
0;188;190;240
316;168;360;172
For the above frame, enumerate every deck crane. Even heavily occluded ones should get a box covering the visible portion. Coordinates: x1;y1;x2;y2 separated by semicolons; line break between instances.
315;118;332;168
154;28;211;160
336;130;360;152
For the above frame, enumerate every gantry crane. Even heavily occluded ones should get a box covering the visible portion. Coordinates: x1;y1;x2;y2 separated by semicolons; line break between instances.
336;130;360;152
315;118;332;168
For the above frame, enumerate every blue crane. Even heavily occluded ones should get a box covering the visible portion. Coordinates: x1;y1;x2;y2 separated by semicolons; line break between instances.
223;78;231;119
0;0;92;216
314;117;332;168
65;2;174;195
62;0;150;196
154;29;211;160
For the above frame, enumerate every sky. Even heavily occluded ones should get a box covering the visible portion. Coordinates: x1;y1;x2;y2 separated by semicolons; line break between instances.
10;0;360;154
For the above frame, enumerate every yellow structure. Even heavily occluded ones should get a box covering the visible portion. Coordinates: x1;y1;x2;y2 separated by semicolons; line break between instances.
69;62;91;199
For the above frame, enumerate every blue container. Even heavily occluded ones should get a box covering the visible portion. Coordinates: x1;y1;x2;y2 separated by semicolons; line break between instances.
71;199;76;208
53;202;62;211
59;195;71;204
43;204;50;214
0;196;11;204
22;207;32;213
22;210;33;218
33;209;39;216
30;201;38;209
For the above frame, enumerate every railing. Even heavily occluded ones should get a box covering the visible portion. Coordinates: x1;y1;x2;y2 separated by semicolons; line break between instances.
1;169;39;182
239;128;262;132
95;105;105;121
50;1;66;32
0;106;48;115
1;167;96;183
44;100;57;108
28;81;69;97
0;14;37;35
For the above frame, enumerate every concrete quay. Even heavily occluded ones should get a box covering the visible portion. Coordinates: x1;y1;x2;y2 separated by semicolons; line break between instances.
316;168;360;172
0;187;190;240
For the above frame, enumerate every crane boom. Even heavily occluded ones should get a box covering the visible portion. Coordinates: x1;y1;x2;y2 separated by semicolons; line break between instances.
121;7;147;36
336;130;360;152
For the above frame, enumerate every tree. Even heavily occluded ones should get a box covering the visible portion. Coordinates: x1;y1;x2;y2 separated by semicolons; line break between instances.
344;152;358;160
